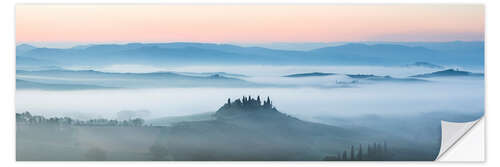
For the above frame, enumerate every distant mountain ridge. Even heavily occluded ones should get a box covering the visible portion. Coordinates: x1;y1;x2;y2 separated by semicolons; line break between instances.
16;42;484;67
236;41;483;52
16;44;37;53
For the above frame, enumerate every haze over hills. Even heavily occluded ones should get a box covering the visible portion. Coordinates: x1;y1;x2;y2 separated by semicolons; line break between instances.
17;68;446;91
16;96;441;161
360;75;427;82
14;3;485;161
342;74;427;82
145;96;439;160
16;69;262;89
17;68;437;90
16;44;37;53
235;41;484;52
411;69;484;78
147;112;215;127
281;68;483;83
154;96;363;160
282;72;336;78
16;42;484;67
403;62;444;69
16;79;116;90
15;41;484;161
281;72;427;83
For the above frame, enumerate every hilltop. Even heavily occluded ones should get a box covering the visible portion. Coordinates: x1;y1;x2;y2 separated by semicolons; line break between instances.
16;69;260;89
411;69;484;78
16;97;440;161
344;74;427;82
282;72;336;78
215;96;278;117
153;96;360;160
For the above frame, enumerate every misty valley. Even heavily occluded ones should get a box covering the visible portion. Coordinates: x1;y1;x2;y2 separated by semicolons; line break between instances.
15;42;484;161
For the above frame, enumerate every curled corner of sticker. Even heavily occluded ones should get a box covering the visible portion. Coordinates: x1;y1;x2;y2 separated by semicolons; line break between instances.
435;117;483;160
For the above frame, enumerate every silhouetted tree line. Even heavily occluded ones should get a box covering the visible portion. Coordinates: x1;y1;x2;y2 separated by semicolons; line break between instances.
323;141;392;161
220;96;276;110
16;112;145;127
214;96;303;122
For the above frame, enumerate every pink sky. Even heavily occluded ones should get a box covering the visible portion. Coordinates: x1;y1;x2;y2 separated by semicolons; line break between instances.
16;4;484;43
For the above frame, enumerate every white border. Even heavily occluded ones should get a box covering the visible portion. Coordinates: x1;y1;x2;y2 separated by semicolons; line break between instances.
2;0;496;166
437;118;484;161
438;118;485;161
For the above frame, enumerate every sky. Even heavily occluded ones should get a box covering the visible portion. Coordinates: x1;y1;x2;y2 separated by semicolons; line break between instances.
16;4;484;46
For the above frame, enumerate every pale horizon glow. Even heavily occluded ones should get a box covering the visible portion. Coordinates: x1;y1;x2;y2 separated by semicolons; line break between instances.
16;5;484;44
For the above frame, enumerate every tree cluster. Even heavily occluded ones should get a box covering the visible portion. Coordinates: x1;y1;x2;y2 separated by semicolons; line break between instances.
216;96;278;116
16;112;145;127
223;96;274;110
323;141;391;161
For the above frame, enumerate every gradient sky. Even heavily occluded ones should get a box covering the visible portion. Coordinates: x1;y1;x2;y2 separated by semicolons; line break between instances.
16;4;484;44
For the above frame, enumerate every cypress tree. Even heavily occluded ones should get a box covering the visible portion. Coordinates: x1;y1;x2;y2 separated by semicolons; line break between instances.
377;143;382;154
383;141;387;154
350;145;355;161
357;144;363;160
373;143;377;155
367;145;371;157
235;99;242;106
264;97;271;108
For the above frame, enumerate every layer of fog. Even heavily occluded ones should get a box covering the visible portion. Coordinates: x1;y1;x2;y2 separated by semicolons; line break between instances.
64;64;484;77
16;64;484;161
58;64;486;88
16;77;484;121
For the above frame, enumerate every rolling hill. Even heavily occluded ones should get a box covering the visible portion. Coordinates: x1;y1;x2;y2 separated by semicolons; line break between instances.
282;72;427;83
154;96;360;160
149;96;438;160
282;72;336;78
411;69;484;78
16;69;262;89
16;79;116;90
